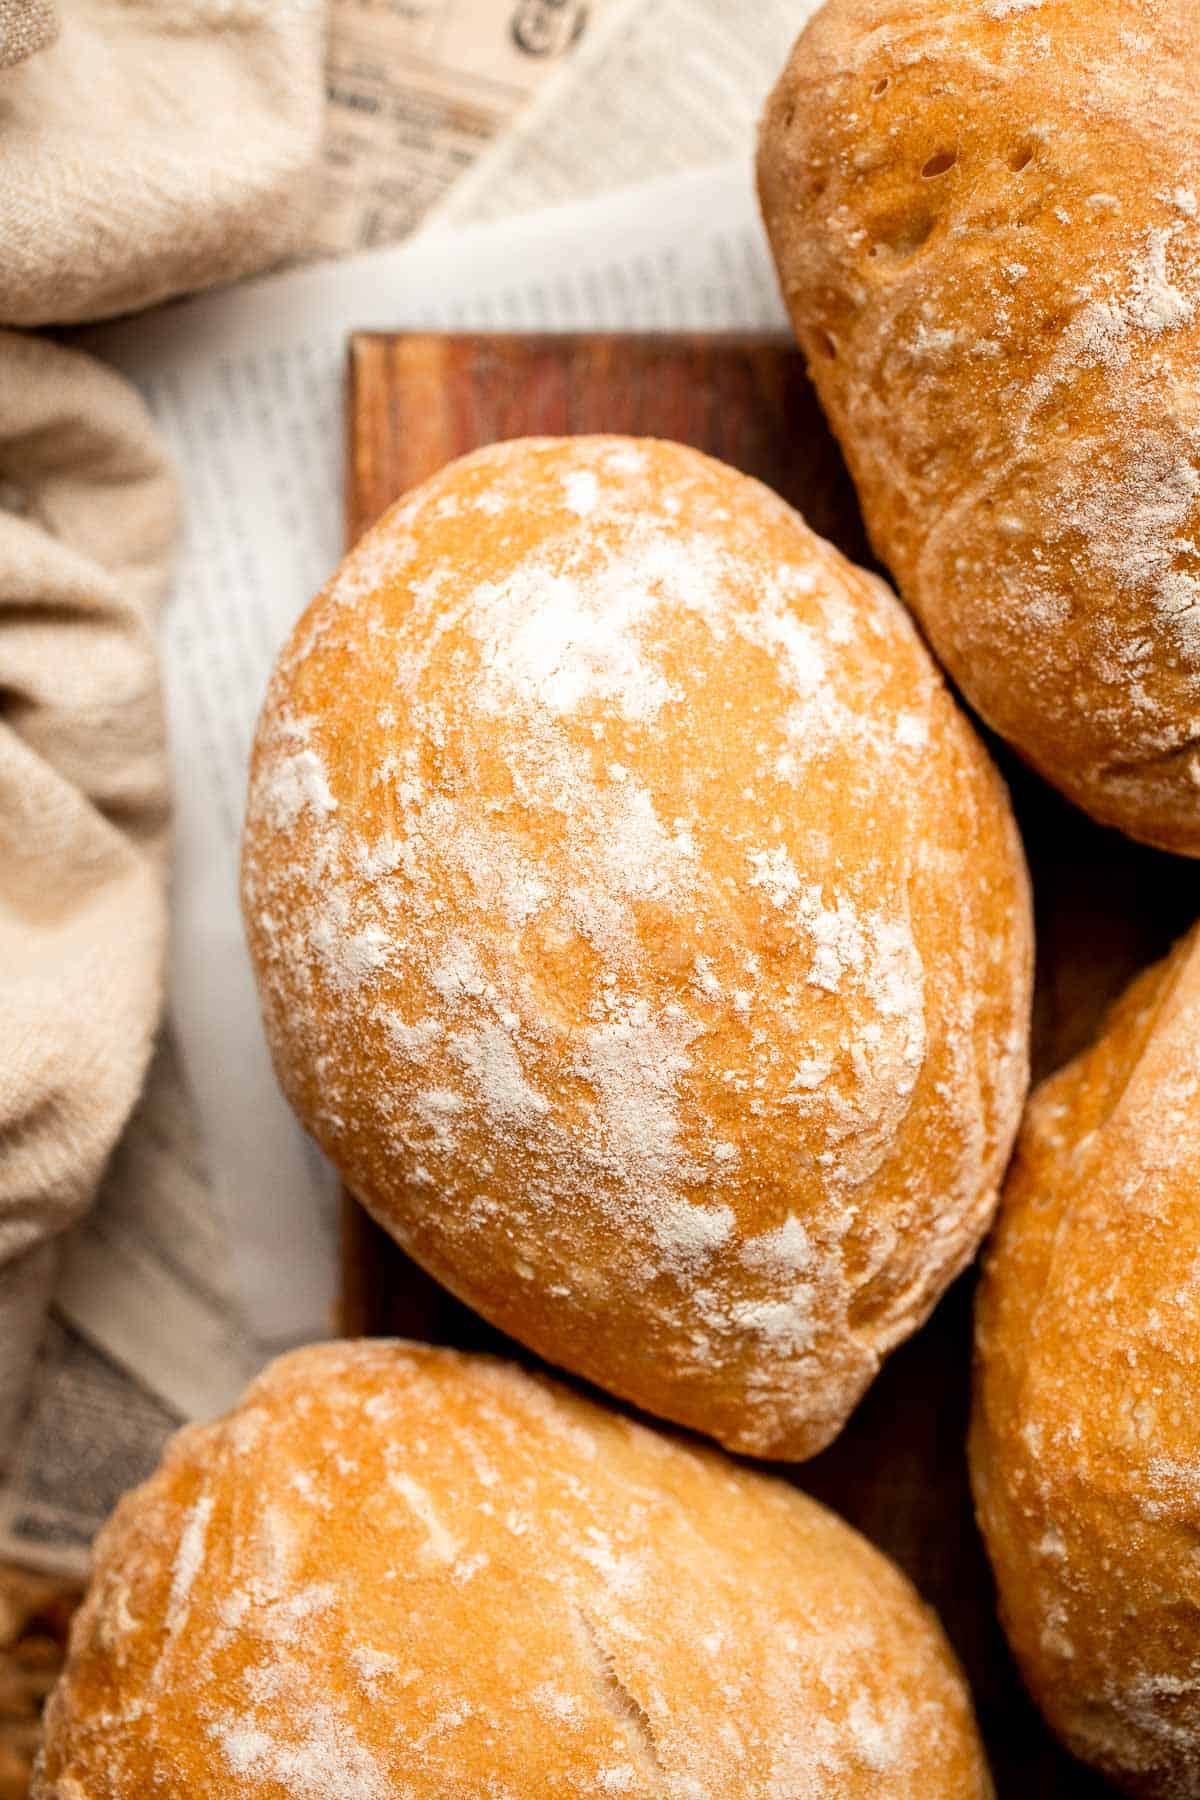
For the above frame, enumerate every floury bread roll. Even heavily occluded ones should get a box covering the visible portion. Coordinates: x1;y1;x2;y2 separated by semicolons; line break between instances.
241;436;1032;1460
759;0;1200;854
972;923;1200;1795
36;1340;994;1798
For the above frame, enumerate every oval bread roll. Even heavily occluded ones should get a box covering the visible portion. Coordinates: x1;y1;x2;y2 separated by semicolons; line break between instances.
972;922;1200;1795
758;0;1200;854
36;1340;993;1798
241;436;1032;1460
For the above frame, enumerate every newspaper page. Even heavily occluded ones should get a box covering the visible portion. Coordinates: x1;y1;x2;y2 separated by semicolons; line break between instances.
53;1037;266;1426
318;0;617;255
429;0;814;229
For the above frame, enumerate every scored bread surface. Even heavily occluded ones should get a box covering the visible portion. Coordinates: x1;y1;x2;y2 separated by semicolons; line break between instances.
241;436;1032;1459
36;1340;992;1798
759;0;1200;853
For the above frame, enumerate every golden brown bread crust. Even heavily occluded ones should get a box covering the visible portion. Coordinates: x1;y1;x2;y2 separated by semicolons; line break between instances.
758;0;1200;854
241;436;1032;1460
971;922;1200;1796
34;1341;992;1799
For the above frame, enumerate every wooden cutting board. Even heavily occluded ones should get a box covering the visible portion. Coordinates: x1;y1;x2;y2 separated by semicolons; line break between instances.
342;330;1200;1799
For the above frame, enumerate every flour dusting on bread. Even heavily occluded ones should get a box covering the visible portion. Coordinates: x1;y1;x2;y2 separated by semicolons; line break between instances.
242;436;1031;1460
36;1342;993;1798
973;924;1200;1792
758;0;1200;852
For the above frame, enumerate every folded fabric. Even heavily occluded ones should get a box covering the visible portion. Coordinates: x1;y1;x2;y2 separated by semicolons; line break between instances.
0;0;56;70
0;330;177;1445
0;0;327;326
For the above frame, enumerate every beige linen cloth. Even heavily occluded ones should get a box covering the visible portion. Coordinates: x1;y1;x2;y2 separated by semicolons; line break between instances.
0;0;327;327
0;334;175;1443
0;0;328;1447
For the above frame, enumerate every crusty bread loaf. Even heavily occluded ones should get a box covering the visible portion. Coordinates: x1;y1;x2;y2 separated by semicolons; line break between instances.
241;435;1032;1460
971;921;1200;1796
35;1340;993;1798
758;0;1200;854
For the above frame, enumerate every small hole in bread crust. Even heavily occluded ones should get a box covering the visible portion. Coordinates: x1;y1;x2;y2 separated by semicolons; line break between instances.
815;329;838;360
872;75;890;97
869;210;936;261
1009;142;1035;172
922;149;958;179
781;101;796;130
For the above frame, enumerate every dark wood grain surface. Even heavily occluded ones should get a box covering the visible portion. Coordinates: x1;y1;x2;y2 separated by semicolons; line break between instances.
343;330;1200;1800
